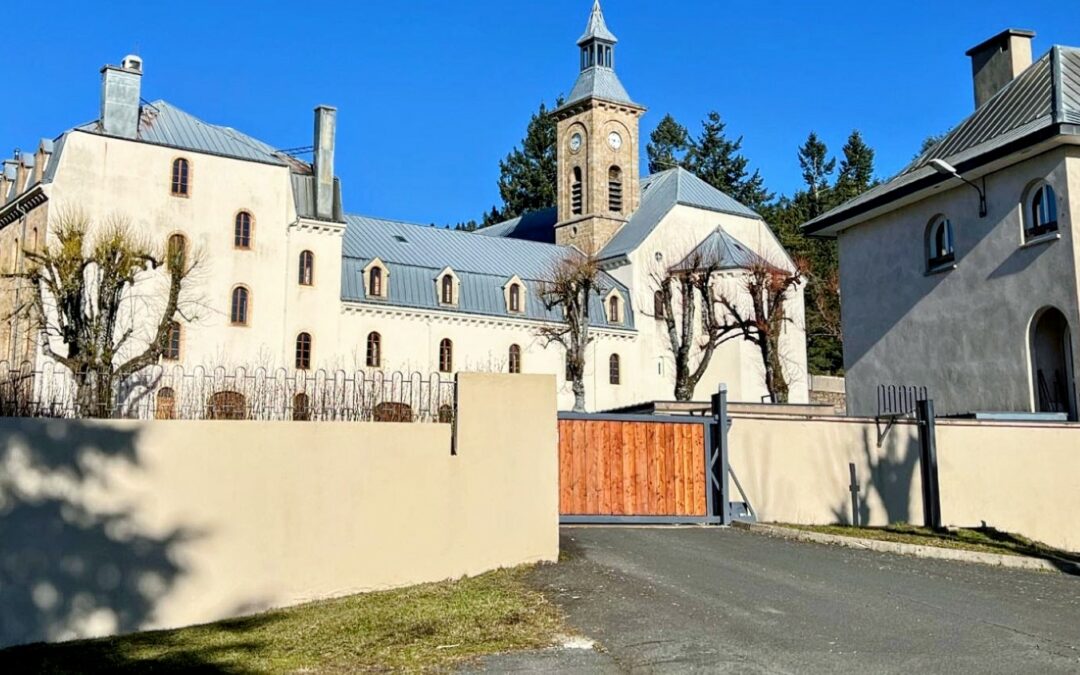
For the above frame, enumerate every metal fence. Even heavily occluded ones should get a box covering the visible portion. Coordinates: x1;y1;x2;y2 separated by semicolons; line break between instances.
0;362;456;423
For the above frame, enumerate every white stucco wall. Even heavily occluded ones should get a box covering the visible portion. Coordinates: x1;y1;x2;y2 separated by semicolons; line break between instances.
621;204;809;404
837;146;1080;417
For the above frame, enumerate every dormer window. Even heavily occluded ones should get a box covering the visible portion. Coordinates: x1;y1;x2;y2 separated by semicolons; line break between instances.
505;276;526;314
606;291;623;324
1023;181;1058;240
365;260;389;299
926;215;955;272
509;283;522;312
441;275;453;304
436;269;459;307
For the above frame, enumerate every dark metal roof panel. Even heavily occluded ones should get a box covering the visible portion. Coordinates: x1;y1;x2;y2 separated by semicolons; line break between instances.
340;214;634;329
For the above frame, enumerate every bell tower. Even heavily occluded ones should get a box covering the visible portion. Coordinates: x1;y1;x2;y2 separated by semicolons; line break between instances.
553;0;646;255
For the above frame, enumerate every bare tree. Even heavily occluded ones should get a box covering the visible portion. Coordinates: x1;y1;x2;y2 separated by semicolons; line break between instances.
537;253;603;412
652;249;741;401
811;266;843;343
7;210;200;417
713;257;807;403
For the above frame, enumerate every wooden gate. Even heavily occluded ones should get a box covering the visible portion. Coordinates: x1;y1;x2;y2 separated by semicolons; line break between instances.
558;412;726;524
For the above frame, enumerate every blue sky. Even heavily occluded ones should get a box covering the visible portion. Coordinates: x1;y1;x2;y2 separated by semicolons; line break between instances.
3;1;1076;225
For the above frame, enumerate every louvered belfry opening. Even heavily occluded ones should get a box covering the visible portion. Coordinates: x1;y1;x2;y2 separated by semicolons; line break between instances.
571;167;584;215
608;165;623;213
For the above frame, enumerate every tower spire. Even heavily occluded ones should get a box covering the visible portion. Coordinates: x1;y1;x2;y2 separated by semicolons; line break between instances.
578;0;618;46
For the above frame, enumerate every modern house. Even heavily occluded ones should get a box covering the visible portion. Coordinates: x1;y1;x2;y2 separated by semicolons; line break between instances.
804;29;1080;419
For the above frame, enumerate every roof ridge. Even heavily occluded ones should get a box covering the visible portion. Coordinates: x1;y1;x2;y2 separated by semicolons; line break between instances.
345;213;578;253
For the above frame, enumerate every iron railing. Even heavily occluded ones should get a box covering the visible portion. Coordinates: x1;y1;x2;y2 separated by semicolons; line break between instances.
0;362;456;423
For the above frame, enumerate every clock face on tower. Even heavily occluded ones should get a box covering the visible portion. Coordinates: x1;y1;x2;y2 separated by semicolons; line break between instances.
569;133;583;153
607;131;622;150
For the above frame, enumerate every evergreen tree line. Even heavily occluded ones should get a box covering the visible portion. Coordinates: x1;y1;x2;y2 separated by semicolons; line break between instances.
452;100;888;374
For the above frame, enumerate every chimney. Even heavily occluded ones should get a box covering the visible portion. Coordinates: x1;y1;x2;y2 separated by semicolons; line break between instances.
100;54;144;139
0;159;14;204
33;139;52;184
14;151;28;196
312;105;337;221
966;29;1035;109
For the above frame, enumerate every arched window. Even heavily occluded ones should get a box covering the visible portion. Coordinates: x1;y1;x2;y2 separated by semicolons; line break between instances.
292;393;311;421
234;211;253;249
162;321;182;360
608;166;623;213
440;274;454;305
295;332;312;370
155;387;176;420
298;250;314;286
654;290;665;320
571;167;584;215
509;344;522;374
167;233;188;270
609;353;621;385
509;283;522;313
230;286;250;325
1030;306;1076;419
12;238;19;270
437;404;453;424
171;158;190;196
369;266;384;298
374;402;413;423
608;295;621;324
31;228;38;253
926;215;955;271
439;338;453;373
1024;182;1058;239
366;331;382;368
207;391;246;420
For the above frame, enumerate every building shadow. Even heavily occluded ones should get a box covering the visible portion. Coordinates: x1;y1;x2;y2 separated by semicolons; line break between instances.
0;418;224;664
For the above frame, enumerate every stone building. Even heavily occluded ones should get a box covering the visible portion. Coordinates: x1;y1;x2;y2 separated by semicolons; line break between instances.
805;30;1080;419
0;1;808;411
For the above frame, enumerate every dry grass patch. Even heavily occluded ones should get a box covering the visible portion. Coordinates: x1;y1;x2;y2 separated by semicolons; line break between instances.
0;566;562;673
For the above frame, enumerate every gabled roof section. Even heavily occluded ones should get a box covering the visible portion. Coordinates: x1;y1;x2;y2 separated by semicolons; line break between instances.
476;207;558;242
599;167;761;260
341;214;634;329
578;0;617;45
76;100;293;167
674;226;768;272
565;67;636;108
804;45;1080;236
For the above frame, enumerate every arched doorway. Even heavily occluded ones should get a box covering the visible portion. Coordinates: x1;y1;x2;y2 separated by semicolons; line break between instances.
1030;307;1077;420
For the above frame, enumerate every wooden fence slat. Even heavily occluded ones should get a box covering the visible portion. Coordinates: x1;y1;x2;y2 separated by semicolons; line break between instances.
608;421;622;515
598;421;612;515
672;422;684;515
667;423;679;515
634;423;649;514
692;423;706;516
558;421;571;512
622;421;635;515
573;420;588;514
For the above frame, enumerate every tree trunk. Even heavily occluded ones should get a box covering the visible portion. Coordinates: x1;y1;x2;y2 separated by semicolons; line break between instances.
572;376;586;412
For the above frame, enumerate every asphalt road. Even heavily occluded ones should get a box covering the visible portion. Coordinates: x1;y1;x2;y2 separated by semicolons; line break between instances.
474;526;1080;673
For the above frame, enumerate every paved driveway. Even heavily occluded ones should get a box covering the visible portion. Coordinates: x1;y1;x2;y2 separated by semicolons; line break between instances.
479;526;1080;673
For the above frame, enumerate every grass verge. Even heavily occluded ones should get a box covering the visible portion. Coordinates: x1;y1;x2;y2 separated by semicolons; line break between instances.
0;566;562;673
775;523;1079;563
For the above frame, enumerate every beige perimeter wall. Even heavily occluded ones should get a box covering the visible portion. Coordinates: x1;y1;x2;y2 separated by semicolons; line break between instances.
0;373;559;648
729;414;1080;553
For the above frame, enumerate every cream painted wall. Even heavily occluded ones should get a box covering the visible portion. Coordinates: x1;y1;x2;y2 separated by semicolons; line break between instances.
620;204;809;404
729;412;1080;552
0;373;559;648
837;147;1080;417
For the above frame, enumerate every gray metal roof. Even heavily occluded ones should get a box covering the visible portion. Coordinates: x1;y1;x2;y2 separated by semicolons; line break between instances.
476;167;762;261
674;226;768;272
804;45;1080;235
578;0;618;45
341;214;634;329
565;66;637;107
600;167;761;260
77;100;291;166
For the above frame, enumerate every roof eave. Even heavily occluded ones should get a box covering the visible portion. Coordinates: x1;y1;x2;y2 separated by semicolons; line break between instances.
803;124;1075;238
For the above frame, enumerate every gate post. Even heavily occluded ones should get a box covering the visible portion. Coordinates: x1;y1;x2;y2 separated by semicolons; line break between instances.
710;384;731;525
915;398;942;530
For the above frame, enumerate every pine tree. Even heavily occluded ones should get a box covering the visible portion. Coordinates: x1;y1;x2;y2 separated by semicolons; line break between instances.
484;98;563;226
684;111;772;212
646;114;691;173
833;130;876;205
796;132;835;219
